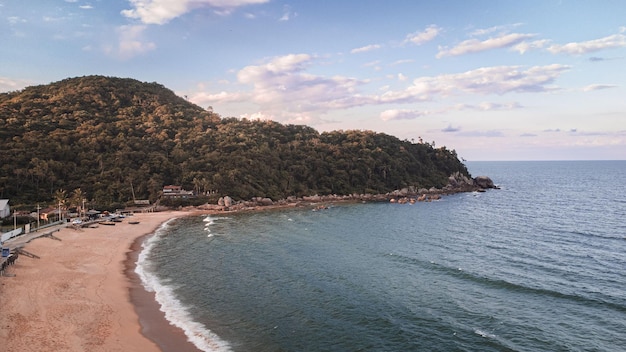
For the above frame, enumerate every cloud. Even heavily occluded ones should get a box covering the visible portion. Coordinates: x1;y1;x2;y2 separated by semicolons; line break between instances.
7;16;27;25
191;90;248;102
380;109;429;121
437;32;536;58
453;101;523;111
79;5;94;9
279;4;296;21
103;25;156;59
122;0;270;25
583;84;618;91
404;25;441;45
193;54;372;121
189;58;566;125
442;124;461;132
239;111;271;120
391;59;414;66
0;77;31;93
547;34;626;55
512;39;550;54
458;130;504;138
379;64;569;104
351;44;382;54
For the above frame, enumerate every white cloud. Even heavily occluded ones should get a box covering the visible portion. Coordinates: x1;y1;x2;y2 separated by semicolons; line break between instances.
582;84;618;92
191;90;248;102
239;111;271;120
452;101;523;111
0;77;31;93
7;16;27;25
469;23;523;37
237;54;371;111
379;64;569;103
189;58;567;125
458;130;504;138
512;39;550;54
547;34;626;55
79;5;94;9
103;25;156;59
404;25;440;45
391;59;414;66
279;4;296;21
122;0;270;25
351;44;382;54
380;109;429;121
378;99;522;122
437;32;536;58
192;54;372;121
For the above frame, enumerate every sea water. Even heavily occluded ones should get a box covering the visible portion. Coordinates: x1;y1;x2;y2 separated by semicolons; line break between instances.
137;161;626;351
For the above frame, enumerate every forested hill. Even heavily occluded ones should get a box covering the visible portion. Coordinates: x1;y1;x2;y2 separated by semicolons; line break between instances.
0;75;470;208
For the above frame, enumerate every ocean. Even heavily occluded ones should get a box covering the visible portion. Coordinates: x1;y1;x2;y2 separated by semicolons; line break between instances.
136;161;626;351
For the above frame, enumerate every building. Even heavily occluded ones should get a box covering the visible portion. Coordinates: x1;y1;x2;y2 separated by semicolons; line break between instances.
0;199;10;219
162;185;194;198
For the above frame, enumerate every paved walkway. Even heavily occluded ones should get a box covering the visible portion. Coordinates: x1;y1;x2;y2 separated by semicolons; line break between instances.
1;223;67;274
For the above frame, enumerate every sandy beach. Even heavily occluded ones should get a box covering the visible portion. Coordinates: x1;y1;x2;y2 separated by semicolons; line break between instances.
0;211;201;352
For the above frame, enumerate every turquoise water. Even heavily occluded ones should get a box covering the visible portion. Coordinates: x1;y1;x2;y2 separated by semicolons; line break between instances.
138;161;626;351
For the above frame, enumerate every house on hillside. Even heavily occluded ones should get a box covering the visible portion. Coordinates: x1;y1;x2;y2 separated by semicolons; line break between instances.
0;199;10;218
162;185;194;198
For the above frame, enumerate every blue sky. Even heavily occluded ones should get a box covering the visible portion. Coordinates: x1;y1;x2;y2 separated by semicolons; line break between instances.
1;0;625;160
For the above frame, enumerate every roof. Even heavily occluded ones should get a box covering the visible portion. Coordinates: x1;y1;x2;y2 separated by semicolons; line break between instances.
0;199;8;209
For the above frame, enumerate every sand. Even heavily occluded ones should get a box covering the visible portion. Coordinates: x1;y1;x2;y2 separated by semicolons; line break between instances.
0;211;200;352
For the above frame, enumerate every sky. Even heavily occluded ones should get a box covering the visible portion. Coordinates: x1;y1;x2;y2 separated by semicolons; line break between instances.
1;0;625;161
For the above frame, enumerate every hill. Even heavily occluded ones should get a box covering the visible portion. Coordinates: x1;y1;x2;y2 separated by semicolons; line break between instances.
0;75;470;209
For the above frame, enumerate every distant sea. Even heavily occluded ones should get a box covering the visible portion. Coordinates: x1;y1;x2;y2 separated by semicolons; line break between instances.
137;161;626;352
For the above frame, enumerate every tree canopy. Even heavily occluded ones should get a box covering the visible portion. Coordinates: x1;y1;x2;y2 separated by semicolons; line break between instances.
0;75;470;209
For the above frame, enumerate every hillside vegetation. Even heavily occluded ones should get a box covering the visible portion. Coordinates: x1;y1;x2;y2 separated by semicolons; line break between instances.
0;75;470;209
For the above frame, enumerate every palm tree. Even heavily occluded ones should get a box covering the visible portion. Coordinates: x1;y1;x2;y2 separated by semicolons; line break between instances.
53;189;68;221
71;188;86;217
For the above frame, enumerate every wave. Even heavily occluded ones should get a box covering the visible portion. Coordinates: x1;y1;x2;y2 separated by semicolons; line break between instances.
438;262;626;314
203;215;230;235
136;218;232;352
386;252;626;313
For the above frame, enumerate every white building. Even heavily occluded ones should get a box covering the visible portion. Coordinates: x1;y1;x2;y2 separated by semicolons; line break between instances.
0;199;10;218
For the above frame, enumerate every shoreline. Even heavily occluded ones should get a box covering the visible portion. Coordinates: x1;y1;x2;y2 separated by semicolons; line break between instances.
125;229;202;352
0;192;493;351
0;211;199;352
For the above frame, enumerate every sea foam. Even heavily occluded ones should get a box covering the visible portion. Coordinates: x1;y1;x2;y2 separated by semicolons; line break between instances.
136;218;232;352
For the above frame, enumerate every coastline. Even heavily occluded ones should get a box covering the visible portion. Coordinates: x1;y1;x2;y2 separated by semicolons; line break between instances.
0;189;494;351
126;228;203;352
0;211;197;352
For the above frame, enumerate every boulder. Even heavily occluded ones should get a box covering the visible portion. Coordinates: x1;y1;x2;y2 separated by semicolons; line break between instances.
474;176;495;189
257;197;274;206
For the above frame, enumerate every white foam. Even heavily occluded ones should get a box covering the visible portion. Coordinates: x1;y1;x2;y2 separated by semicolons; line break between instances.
136;218;232;352
203;215;230;233
474;329;496;339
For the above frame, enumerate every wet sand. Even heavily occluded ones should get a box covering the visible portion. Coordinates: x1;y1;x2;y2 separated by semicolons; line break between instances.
0;211;201;352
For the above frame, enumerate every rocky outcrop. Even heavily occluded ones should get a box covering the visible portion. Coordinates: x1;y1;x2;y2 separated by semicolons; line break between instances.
204;172;497;211
473;176;497;189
